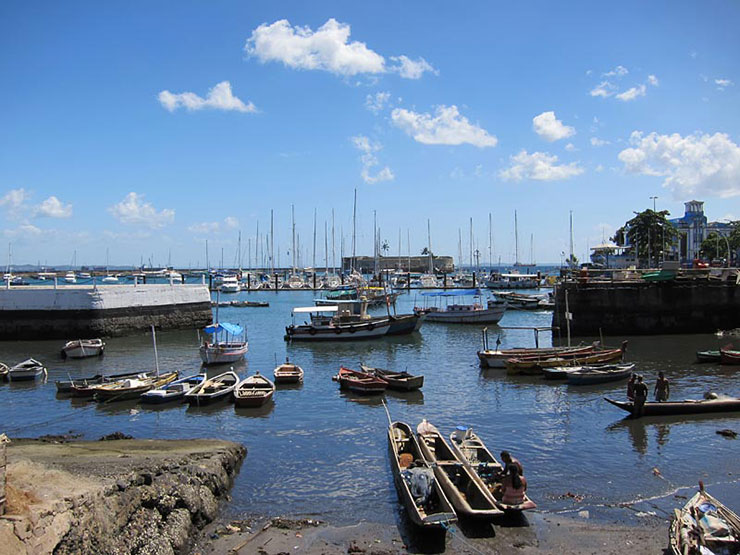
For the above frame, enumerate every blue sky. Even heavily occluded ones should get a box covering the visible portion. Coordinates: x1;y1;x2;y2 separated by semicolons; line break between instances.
1;1;739;269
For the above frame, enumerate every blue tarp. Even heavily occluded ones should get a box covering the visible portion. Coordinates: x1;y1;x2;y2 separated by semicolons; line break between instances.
204;322;243;335
420;288;482;297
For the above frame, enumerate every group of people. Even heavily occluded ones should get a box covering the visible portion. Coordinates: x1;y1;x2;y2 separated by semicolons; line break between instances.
627;371;670;416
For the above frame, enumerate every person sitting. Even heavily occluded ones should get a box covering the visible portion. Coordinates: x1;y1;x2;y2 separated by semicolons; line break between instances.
500;465;528;506
500;450;524;476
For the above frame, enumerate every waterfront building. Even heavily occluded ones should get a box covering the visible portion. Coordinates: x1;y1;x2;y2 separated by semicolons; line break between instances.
668;200;733;264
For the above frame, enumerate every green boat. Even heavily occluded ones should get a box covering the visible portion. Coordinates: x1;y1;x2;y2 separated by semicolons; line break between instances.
696;350;721;363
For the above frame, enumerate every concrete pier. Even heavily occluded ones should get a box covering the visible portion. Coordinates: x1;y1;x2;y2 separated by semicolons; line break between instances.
0;284;212;340
552;278;740;335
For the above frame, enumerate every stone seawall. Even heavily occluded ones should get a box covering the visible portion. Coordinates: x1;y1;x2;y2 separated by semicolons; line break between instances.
552;279;740;335
0;284;212;339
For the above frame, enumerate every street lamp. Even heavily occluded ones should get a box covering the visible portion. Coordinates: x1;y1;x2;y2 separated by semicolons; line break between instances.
650;196;658;212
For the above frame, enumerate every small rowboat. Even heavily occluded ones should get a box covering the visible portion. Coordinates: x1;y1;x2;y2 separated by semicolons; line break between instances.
141;373;206;404
696;350;722;363
234;373;275;408
448;427;536;512
478;345;593;369
720;348;740;365
506;342;627;375
57;370;145;394
605;396;740;417
7;359;47;382
333;366;388;395
94;372;178;402
387;421;457;531
670;482;740;555
61;338;105;359
416;421;503;520
273;359;304;384
185;370;239;406
565;363;636;385
360;364;423;391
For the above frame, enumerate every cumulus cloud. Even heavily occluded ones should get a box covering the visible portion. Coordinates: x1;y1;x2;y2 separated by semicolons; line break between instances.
590;68;657;101
188;216;240;234
565;143;577;152
616;84;647;102
603;65;629;78
391;105;497;147
648;74;659;86
158;81;257;113
618;131;740;198
109;193;175;228
499;150;584;182
590;81;616;98
351;135;394;184
716;78;734;91
365;91;391;113
245;19;434;80
590;137;610;147
35;196;72;218
0;188;28;215
532;111;576;142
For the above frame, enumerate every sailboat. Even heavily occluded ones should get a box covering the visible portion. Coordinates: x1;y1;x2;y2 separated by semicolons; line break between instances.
512;211;535;268
65;250;77;283
102;248;119;283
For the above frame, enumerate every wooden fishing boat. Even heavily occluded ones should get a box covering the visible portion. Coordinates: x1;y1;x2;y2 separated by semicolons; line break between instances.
416;422;503;520
387;421;457;531
200;322;248;365
0;362;8;381
273;359;304;384
566;363;635;385
360;364;423;391
542;366;583;380
505;342;627;375
696;350;722;363
720;348;740;365
234;373;275;408
57;370;146;394
7;359;47;382
494;291;544;310
94;371;178;402
669;482;740;555
605;396;740;417
61;338;105;359
140;373;206;404
184;370;239;406
285;304;391;342
333;366;388;395
448;427;536;512
386;313;425;335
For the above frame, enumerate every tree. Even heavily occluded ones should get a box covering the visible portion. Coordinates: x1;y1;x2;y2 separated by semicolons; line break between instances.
421;247;430;256
612;209;679;267
381;240;390;256
701;222;740;263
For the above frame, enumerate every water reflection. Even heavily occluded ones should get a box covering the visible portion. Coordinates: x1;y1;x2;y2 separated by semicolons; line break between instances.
385;389;424;405
234;400;275;419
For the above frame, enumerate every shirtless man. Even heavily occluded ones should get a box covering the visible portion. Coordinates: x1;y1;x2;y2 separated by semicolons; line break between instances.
654;372;670;402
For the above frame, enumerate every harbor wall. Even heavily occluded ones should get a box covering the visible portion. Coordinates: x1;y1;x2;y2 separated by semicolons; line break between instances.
0;284;212;339
552;279;740;335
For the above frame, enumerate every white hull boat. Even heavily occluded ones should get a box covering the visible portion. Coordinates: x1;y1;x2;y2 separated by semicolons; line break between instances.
8;358;47;381
61;338;105;359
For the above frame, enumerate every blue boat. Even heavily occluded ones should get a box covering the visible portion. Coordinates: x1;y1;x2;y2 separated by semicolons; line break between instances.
141;373;206;404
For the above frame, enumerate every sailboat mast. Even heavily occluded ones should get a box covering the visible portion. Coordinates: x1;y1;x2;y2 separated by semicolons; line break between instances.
351;188;357;272
514;210;520;265
238;231;242;272
324;220;329;276
331;209;335;274
291;204;296;274
458;229;462;273
312;208;317;272
373;210;378;276
397;228;401;271
469;217;473;270
569;210;574;267
488;212;492;270
427;219;433;273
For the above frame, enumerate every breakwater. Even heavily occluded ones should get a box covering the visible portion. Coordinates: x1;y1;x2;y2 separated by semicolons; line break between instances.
552;278;740;335
0;284;212;339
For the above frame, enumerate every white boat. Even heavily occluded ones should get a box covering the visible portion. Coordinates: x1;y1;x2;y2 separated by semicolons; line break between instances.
141;373;206;404
218;275;241;293
0;362;9;380
184;370;239;405
64;271;77;283
419;273;439;288
78;272;92;280
166;270;182;281
415;289;507;324
8;358;47;381
101;275;119;283
200;322;248;364
485;271;539;289
61;338;105;359
273;358;304;384
286;274;306;289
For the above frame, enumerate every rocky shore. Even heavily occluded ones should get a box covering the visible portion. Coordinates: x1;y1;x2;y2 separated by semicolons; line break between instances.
0;437;245;554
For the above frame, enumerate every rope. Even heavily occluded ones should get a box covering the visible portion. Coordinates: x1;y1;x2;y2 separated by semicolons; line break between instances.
381;397;392;426
441;522;492;555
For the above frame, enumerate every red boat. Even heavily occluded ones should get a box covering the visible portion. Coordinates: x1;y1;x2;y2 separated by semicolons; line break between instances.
333;366;388;394
720;348;740;365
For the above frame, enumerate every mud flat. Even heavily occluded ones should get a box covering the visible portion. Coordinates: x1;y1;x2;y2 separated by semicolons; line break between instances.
0;437;245;555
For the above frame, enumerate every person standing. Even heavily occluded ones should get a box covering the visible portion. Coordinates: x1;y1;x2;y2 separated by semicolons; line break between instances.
654;372;670;402
633;375;649;417
626;373;637;400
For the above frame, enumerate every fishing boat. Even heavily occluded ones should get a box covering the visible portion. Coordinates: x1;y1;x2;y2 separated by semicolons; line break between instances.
93;371;178;402
494;291;544;310
565;363;636;385
200;322;248;365
386;312;425;335
476;327;579;368
720;348;740;365
696;350;722;363
669;482;740;555
57;370;145;394
333;366;388;394
360;364;423;391
61;338;105;359
416;421;503;520
387;421;457;531
415;289;507;324
484;271;539;289
605;396;740;417
505;342;627;375
234;372;275;407
184;370;239;406
273;359;304;384
7;359;47;382
284;303;391;341
448;427;536;512
140;373;206;404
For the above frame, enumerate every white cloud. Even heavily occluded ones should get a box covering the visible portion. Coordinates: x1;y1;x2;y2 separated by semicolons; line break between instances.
188;216;240;235
532;111;576;142
565;143;577;152
615;84;646;101
391;105;497;147
618;131;740;198
590;81;616;98
603;65;628;77
158;81;257;113
590;137;610;147
0;188;28;215
715;78;734;91
389;55;437;79
499;150;584;182
109;193;175;228
647;74;659;86
351;135;394;184
595;164;605;172
224;216;239;229
365;91;391;114
35;196;72;218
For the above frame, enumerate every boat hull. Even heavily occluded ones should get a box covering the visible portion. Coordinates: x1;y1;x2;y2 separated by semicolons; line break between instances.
422;306;505;324
386;313;424;335
62;340;104;359
285;320;391;341
605;396;740;416
199;343;248;365
565;364;635;385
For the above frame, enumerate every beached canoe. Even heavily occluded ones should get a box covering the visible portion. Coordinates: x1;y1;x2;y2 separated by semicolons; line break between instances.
605;396;740;417
387;421;457;531
7;359;47;382
505;342;627;375
360;364;423;391
234;373;275;408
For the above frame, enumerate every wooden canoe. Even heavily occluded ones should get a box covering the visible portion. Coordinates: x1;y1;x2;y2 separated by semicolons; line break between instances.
387;421;457;531
506;342;627;375
565;363;635;385
477;345;594;369
669;483;740;555
360;364;423;391
57;370;145;394
184;370;239;406
140;373;206;404
334;366;388;394
605;396;740;417
93;371;178;402
448;429;536;512
234;373;275;408
416;423;503;519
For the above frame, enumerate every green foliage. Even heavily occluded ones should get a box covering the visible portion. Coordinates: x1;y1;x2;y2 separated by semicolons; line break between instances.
701;222;740;261
612;209;679;266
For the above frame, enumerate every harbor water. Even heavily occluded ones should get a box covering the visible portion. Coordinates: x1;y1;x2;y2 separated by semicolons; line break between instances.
1;288;739;528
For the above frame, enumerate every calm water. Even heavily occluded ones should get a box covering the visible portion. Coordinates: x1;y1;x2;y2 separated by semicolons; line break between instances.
1;287;739;528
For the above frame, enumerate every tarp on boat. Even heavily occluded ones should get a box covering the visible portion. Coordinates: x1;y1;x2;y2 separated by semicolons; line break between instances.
292;306;339;313
420;288;482;297
204;322;243;335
